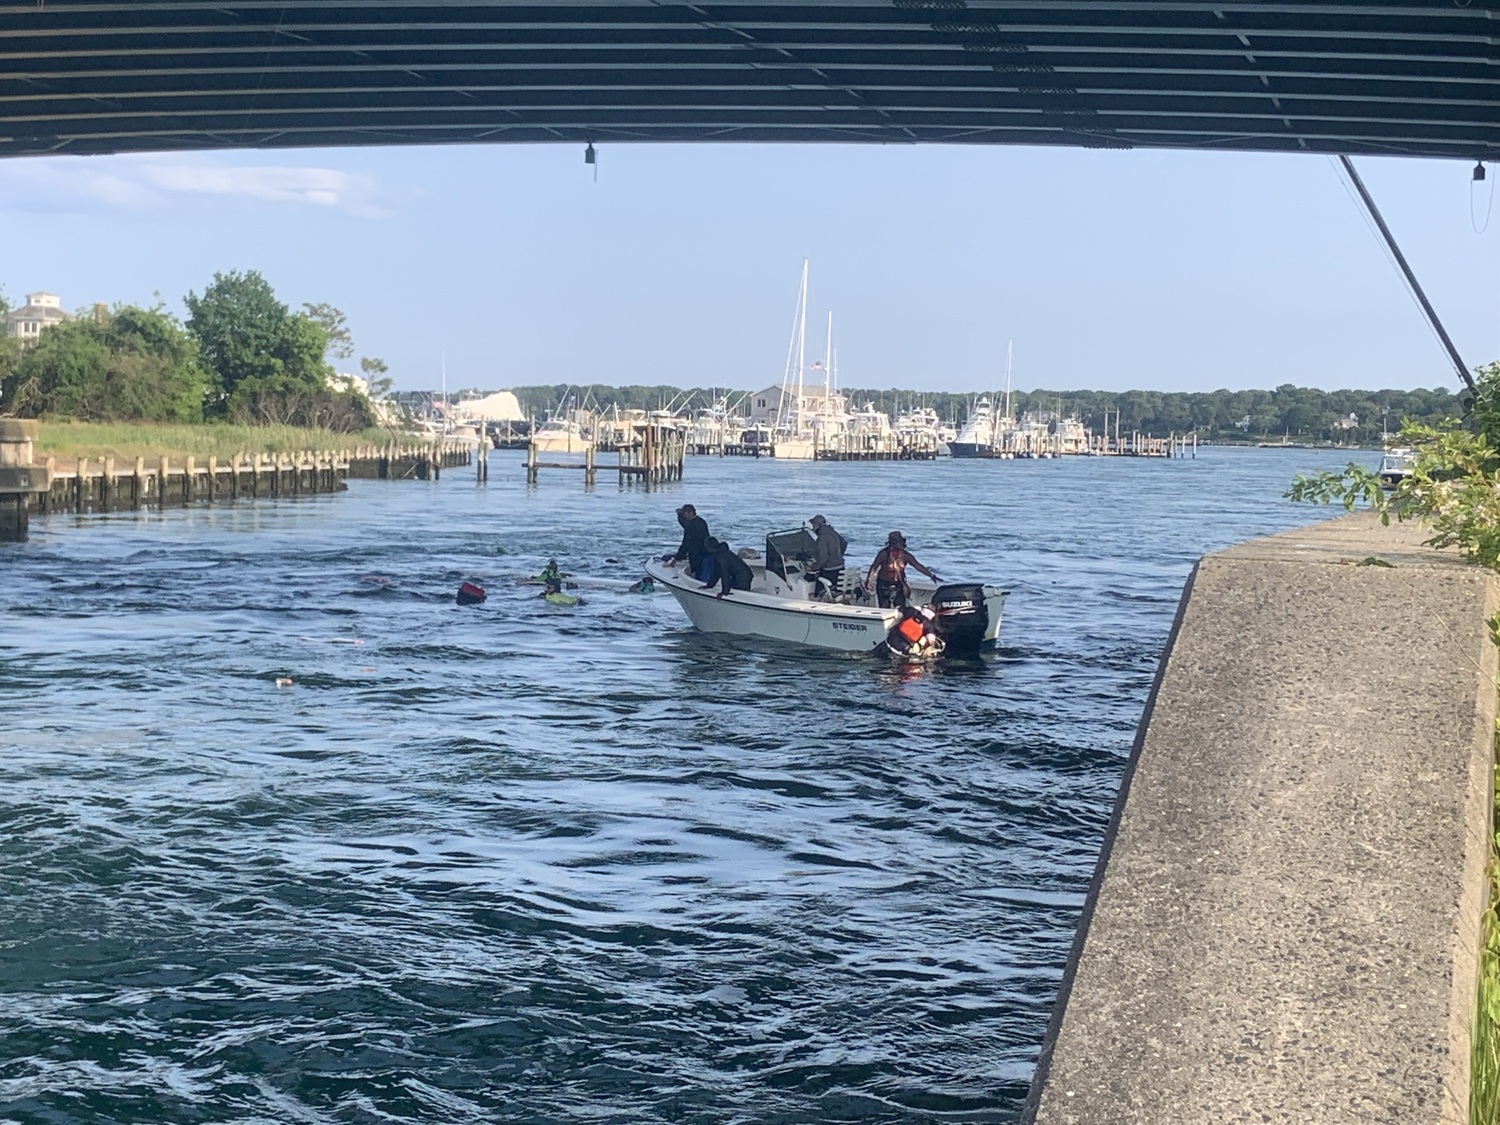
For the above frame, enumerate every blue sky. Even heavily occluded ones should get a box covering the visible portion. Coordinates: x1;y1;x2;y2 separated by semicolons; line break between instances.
0;143;1495;395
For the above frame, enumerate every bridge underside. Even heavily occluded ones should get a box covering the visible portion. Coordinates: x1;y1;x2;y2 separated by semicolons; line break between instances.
2;2;1498;160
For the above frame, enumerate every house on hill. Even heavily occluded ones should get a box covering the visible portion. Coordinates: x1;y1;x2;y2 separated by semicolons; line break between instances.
5;291;72;346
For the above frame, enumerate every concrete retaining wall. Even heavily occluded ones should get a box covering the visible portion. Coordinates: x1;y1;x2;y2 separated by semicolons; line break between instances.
1026;513;1499;1125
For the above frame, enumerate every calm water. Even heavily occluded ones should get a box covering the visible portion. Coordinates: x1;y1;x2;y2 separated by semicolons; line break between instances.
0;446;1372;1124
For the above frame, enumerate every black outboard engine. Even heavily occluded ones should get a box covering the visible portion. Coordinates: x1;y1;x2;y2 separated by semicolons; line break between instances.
930;584;990;656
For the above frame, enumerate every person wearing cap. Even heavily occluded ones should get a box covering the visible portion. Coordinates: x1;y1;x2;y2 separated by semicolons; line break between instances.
805;514;847;599
864;531;939;609
665;504;711;578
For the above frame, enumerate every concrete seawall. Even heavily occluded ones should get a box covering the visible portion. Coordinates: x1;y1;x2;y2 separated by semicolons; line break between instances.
1026;514;1499;1125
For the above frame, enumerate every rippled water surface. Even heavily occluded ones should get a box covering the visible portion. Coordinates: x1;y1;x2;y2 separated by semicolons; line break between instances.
0;447;1372;1123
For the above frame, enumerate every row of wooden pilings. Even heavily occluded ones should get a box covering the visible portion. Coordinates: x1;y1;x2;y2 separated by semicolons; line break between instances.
813;433;942;461
1088;432;1199;458
525;424;686;486
31;451;350;515
23;440;474;518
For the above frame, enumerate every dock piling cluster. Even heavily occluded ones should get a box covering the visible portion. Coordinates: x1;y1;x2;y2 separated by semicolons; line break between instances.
0;420;50;542
526;423;685;486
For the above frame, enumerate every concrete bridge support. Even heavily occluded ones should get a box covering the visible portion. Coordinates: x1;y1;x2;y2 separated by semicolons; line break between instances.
1027;514;1498;1125
0;421;51;542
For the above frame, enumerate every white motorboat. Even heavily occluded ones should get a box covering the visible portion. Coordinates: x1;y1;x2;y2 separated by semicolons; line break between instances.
950;396;997;458
645;527;1006;655
1378;447;1416;489
531;416;592;454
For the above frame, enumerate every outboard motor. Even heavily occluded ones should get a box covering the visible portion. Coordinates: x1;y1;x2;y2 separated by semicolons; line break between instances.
930;583;989;656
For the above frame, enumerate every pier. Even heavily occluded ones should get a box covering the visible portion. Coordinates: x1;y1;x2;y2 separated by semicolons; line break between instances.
1025;513;1496;1125
525;422;685;486
21;439;473;519
0;421;52;542
1088;428;1198;458
813;432;941;461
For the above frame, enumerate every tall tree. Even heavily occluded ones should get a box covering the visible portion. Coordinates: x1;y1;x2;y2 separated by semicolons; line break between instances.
3;305;208;422
0;335;20;415
360;355;392;399
303;301;354;361
183;270;369;427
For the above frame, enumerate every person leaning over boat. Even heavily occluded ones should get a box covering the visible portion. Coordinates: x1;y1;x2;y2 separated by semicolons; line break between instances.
665;504;711;577
865;531;940;609
805;514;847;598
703;538;753;599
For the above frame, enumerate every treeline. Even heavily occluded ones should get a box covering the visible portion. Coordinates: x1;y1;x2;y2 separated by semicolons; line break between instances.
0;271;389;431
845;384;1464;442
511;382;1465;441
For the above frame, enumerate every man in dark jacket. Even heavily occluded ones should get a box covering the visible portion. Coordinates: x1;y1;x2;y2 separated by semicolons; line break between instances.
669;504;710;577
703;539;753;598
805;514;847;597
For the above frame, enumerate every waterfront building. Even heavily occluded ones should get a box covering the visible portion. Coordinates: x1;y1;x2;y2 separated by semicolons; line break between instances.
746;383;848;430
4;291;71;346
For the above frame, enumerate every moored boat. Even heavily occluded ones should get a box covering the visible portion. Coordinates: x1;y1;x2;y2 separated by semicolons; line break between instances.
950;396;997;458
531;415;592;454
1378;447;1415;489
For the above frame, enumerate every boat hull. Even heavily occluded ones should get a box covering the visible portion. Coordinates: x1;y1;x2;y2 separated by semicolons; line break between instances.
645;560;1006;654
647;560;892;650
531;434;592;454
771;437;816;460
949;442;994;458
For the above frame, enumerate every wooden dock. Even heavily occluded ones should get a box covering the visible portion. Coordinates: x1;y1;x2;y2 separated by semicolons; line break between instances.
814;432;941;461
26;440;473;516
526;423;685;486
1089;432;1198;458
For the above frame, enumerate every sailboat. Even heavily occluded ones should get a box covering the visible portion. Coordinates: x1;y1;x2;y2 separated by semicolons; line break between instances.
770;261;818;460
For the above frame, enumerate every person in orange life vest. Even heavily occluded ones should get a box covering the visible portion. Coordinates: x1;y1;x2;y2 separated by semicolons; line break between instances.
864;531;939;609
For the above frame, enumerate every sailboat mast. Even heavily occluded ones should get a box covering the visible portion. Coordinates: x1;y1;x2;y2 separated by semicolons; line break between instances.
824;311;833;421
1004;340;1013;419
795;260;808;432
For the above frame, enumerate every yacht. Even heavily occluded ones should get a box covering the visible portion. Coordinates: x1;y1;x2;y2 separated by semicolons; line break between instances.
950;397;997;458
895;407;948;456
531;415;592;454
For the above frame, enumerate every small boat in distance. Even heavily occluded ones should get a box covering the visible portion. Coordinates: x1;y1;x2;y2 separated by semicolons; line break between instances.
531;415;592;454
1378;447;1416;489
645;527;1006;655
950;397;997;458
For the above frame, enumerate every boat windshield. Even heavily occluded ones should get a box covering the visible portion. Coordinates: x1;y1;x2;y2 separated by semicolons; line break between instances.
765;527;817;579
